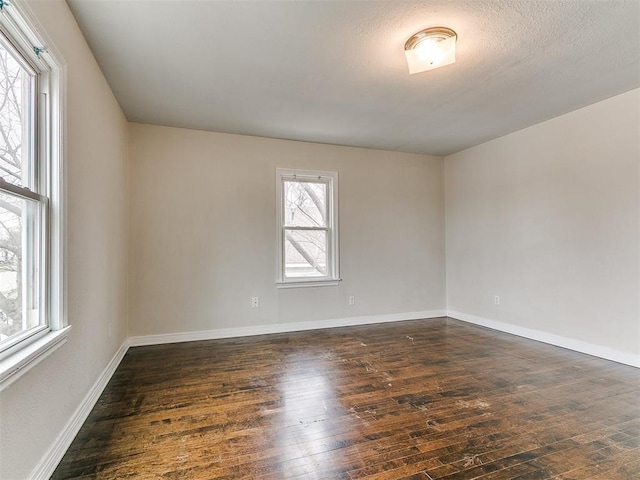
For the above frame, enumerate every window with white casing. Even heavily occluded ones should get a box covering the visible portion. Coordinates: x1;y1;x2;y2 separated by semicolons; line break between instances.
0;0;66;391
276;169;340;287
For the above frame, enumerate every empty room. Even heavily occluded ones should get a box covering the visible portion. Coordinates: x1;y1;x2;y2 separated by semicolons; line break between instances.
0;0;638;479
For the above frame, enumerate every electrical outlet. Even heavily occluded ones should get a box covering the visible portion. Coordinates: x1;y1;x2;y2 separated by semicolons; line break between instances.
108;322;112;339
348;296;355;306
251;296;259;308
494;296;500;305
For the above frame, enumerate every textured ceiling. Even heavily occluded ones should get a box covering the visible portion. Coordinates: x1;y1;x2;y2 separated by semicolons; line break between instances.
66;0;640;156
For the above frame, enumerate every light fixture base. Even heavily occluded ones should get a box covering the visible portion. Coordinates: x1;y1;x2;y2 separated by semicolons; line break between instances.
404;27;457;51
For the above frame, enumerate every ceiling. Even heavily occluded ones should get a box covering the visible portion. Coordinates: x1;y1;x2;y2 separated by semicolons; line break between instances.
66;0;640;156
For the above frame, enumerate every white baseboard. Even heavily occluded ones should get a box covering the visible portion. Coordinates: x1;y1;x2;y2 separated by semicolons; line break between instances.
30;339;131;480
447;310;640;368
128;310;447;347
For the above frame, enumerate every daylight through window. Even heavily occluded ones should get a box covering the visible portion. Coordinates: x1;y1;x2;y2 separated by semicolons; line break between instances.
276;169;339;286
0;0;64;374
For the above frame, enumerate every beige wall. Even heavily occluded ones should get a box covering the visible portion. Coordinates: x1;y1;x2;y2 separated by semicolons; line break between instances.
129;124;446;336
0;1;129;478
445;89;640;358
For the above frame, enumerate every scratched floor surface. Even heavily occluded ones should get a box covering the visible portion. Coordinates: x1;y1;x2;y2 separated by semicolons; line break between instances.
52;318;640;479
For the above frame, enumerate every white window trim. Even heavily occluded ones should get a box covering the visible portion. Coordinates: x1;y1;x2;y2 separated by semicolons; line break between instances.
0;0;67;392
276;168;340;288
0;325;69;390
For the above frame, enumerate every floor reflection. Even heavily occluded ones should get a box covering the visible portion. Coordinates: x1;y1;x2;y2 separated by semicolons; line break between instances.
274;352;352;478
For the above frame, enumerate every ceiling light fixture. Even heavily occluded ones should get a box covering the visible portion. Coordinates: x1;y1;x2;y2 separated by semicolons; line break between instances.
404;27;457;74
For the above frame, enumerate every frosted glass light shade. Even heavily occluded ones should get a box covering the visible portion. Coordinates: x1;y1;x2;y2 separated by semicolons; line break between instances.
404;28;457;74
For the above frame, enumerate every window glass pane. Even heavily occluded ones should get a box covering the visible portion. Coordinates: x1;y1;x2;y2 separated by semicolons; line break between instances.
0;190;41;347
284;229;328;278
284;180;327;227
0;35;34;187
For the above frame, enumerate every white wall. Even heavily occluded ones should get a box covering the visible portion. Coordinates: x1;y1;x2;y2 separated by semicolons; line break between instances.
129;124;445;336
445;89;640;361
0;1;129;478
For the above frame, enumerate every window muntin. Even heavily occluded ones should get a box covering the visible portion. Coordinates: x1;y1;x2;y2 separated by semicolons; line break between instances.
277;169;339;286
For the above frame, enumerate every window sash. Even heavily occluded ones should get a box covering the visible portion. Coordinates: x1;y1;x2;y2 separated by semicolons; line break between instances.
284;226;329;232
0;30;37;190
0;179;47;203
276;169;339;286
282;176;330;228
283;225;332;279
0;4;53;358
0;188;47;358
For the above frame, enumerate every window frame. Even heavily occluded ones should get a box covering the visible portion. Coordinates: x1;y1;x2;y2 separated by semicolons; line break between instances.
276;168;340;288
0;0;67;392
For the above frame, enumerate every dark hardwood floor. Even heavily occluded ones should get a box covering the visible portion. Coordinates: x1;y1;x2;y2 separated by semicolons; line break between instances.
52;318;640;479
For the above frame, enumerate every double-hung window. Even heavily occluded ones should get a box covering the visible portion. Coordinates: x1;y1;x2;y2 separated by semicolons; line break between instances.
0;1;65;390
276;169;339;287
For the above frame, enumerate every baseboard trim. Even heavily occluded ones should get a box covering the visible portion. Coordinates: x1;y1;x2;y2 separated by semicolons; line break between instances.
447;310;640;368
128;310;447;347
30;339;131;480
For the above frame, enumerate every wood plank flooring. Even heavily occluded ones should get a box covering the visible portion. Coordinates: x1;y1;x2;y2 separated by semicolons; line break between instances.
52;318;640;479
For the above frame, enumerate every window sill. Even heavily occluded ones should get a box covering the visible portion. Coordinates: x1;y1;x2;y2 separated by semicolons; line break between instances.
277;279;342;289
0;326;71;392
